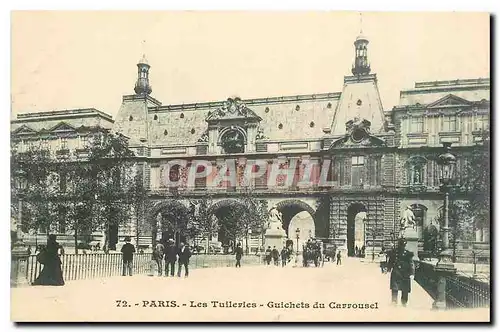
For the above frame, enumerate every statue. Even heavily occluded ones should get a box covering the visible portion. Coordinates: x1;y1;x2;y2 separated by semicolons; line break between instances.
267;206;283;230
264;205;286;251
400;206;416;237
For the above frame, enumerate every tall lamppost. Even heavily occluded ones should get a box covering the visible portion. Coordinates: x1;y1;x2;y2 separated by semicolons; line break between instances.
246;229;252;254
13;169;28;250
295;228;300;263
438;142;457;258
433;142;458;310
11;169;29;287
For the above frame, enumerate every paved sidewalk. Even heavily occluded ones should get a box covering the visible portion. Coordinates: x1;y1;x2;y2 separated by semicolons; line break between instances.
11;258;489;322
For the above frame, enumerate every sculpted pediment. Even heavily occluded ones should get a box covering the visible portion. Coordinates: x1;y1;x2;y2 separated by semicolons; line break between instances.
329;134;386;149
206;97;262;123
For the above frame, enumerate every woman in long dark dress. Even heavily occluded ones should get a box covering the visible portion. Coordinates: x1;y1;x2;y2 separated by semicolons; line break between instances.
33;234;65;286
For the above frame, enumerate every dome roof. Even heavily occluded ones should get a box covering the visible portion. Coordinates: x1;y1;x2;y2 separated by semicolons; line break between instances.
355;34;369;43
138;54;149;65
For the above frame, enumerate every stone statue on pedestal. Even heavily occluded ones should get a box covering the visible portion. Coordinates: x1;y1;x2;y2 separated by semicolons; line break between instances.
268;206;284;230
264;206;286;251
400;206;416;238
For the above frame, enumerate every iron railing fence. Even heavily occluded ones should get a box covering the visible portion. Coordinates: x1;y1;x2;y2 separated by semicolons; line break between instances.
415;261;490;309
446;274;490;309
26;253;264;284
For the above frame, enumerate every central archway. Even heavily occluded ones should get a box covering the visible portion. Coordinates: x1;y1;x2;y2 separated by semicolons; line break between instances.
208;199;250;253
347;203;367;257
275;199;317;236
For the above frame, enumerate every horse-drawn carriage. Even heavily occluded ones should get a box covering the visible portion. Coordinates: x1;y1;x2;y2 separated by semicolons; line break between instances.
302;239;323;267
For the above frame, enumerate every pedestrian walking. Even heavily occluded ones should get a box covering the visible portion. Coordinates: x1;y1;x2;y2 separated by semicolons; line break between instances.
151;244;163;276
387;238;415;307
336;250;342;265
120;236;135;276
177;242;192;277
271;246;279;266
164;238;177;277
235;243;243;268
265;246;272;265
280;247;288;267
378;249;388;273
32;234;65;286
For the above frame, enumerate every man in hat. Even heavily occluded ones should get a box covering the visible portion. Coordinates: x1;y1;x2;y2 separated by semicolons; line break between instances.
121;236;135;276
235;243;243;268
387;238;415;307
164;238;177;277
177;242;192;277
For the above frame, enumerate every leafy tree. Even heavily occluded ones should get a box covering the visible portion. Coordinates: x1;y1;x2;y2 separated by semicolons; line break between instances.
462;129;490;232
188;195;219;253
11;128;144;252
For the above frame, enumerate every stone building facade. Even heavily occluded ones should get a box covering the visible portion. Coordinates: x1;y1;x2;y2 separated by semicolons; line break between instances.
11;34;490;256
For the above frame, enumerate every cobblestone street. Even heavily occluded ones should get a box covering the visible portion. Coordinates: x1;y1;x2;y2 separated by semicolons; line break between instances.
11;258;489;322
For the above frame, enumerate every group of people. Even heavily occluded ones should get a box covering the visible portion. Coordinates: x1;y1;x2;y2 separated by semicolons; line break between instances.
133;237;192;278
263;246;292;267
354;245;366;258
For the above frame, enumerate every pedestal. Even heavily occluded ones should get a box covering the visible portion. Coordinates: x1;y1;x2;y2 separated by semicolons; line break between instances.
404;227;419;260
11;243;30;287
264;229;286;251
432;249;456;310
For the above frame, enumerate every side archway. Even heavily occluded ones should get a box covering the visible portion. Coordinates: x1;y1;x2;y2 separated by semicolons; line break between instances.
147;200;191;247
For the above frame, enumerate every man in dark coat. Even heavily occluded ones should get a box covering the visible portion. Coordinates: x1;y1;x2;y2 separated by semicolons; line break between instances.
177;242;192;277
271;246;280;266
387;238;415;307
121;236;135;276
164;239;177;277
235;243;243;268
265;246;272;265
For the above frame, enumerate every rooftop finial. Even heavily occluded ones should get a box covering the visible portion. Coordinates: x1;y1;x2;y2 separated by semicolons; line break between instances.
359;12;363;34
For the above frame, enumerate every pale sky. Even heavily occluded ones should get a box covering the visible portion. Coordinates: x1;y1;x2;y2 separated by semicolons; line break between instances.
11;11;490;118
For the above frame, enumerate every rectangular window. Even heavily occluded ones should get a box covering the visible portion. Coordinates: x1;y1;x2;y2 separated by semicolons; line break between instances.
410;117;424;133
81;136;88;148
351;156;364;186
61;137;68;150
40;139;49;150
442;116;458;132
475;114;489;131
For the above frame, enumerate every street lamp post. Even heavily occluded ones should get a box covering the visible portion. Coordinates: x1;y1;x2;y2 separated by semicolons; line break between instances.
433;142;458;310
438;142;457;257
295;228;300;263
13;170;28;249
247;229;252;254
11;169;29;287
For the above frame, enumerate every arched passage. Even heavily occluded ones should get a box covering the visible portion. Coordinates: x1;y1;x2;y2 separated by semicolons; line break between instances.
207;199;250;253
147;200;190;247
347;203;367;257
274;199;319;239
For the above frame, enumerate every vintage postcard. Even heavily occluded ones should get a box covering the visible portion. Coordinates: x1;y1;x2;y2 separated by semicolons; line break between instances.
10;11;490;322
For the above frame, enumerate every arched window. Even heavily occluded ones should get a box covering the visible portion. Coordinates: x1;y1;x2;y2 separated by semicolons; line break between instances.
220;129;245;154
406;156;427;185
